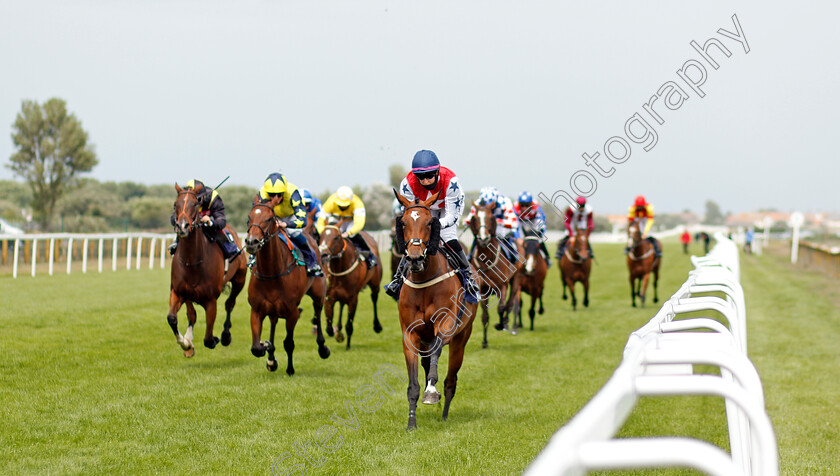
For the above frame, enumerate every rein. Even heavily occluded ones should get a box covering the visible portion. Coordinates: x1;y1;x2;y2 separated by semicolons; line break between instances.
401;203;454;290
248;204;299;280
320;225;362;277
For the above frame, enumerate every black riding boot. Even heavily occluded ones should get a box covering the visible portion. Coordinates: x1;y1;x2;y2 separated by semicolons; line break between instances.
447;240;479;303
540;241;552;267
350;234;378;268
647;237;662;257
385;256;408;300
556;236;569;258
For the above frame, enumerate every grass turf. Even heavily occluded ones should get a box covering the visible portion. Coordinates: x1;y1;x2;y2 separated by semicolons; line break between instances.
0;240;837;475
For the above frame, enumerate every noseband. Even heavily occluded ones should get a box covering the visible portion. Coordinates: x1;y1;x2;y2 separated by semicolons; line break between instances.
247;203;281;250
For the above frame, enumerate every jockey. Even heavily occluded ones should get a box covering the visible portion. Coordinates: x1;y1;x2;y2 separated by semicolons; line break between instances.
513;191;551;267
386;149;479;302
254;173;323;277
169;179;240;260
316;186;378;269
464;186;521;261
626;195;661;257
556;196;595;259
299;188;325;241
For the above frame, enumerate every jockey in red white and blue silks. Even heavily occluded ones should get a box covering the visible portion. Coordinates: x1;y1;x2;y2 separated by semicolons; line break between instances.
464;187;521;263
385;149;479;302
557;196;595;259
514;191;551;267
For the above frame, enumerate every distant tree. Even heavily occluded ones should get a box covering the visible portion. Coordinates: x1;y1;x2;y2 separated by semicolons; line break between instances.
704;200;725;225
361;182;393;230
388;164;407;188
130;196;171;230
7;98;98;230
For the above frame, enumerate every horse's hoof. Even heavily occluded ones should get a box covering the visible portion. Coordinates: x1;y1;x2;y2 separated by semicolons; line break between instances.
653;297;659;303
335;332;344;343
407;423;417;431
326;326;334;337
251;347;266;358
373;322;383;334
511;329;518;336
204;336;220;349
286;366;295;376
319;346;331;359
266;360;278;372
422;391;441;405
221;331;232;347
183;347;195;358
482;341;488;349
494;323;504;331
562;295;567;300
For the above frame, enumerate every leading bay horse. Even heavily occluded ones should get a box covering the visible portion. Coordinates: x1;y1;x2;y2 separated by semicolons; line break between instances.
626;220;661;308
560;232;592;311
244;198;330;374
518;227;548;329
168;183;247;357
395;190;479;430
318;221;383;349
468;202;524;343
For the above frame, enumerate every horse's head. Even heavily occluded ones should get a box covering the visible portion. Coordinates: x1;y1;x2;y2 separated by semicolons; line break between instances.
394;189;441;273
469;201;497;247
318;220;345;259
173;183;201;238
627;220;642;248
244;202;278;254
573;233;590;260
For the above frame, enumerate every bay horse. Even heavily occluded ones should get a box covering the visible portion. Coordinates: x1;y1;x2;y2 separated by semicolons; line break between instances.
394;190;479;430
167;183;247;358
626;220;661;308
244;198;330;374
468;202;524;344
518;229;548;329
318;222;383;349
560;232;592;311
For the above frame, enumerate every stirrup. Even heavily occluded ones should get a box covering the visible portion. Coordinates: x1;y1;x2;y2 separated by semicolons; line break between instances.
385;278;402;300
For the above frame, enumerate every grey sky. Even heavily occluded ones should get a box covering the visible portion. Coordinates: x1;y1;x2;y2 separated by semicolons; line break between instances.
1;0;837;215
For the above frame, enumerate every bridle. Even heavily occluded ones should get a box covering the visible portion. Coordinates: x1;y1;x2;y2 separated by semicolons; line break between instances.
246;203;282;252
174;190;200;234
564;234;589;264
402;204;435;261
627;221;654;261
319;225;362;277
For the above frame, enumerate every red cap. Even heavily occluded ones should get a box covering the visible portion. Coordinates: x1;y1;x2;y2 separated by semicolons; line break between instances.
576;196;587;206
634;195;646;207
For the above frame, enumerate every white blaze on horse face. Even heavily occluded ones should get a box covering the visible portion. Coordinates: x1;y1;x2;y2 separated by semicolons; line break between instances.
410;210;420;221
478;211;488;239
255;209;261;214
526;255;534;273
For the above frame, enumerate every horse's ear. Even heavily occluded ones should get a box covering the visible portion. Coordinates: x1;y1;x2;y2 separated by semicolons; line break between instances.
421;191;441;209
394;188;411;208
175;183;182;193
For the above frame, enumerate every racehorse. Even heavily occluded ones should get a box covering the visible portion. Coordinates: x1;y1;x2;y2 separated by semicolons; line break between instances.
518;227;548;329
560;232;592;311
626;220;661;308
394;190;479;430
318;221;383;349
468;202;524;344
167;183;247;358
244;198;330;374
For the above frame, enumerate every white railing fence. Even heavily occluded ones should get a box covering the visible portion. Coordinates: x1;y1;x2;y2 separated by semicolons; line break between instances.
0;233;172;278
525;232;777;476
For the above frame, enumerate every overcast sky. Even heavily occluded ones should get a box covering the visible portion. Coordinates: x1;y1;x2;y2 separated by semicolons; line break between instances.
1;0;837;215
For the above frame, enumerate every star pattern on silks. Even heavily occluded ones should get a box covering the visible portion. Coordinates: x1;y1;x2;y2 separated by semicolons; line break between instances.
402;183;410;195
453;196;463;211
449;180;459;193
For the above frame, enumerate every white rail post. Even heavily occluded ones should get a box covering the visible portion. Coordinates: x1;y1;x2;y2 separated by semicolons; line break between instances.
135;236;143;270
48;237;55;276
31;238;38;277
126;236;132;270
160;236;167;268
82;238;89;274
112;237;118;271
149;237;156;269
98;238;104;273
12;238;20;278
67;238;74;274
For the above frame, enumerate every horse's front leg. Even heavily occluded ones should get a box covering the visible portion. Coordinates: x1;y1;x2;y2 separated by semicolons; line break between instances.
183;302;198;357
167;290;187;351
310;284;331;360
324;293;336;338
283;310;298;376
403;332;422;430
250;309;266;358
480;300;489;349
422;345;442;405
583;277;590;308
494;285;509;331
265;317;279;372
629;275;637;307
202;299;220;349
640;272;650;309
345;295;358;350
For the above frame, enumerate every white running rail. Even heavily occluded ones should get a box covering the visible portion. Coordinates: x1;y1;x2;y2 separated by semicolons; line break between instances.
524;233;777;476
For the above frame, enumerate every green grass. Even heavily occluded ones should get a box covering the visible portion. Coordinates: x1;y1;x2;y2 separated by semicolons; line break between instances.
0;240;837;475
